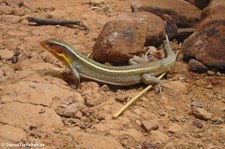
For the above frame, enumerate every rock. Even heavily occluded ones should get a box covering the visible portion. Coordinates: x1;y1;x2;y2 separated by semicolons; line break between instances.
115;94;128;103
141;120;159;132
185;0;210;10
202;0;225;18
130;0;201;27
0;49;14;60
207;70;216;76
99;84;110;92
191;99;204;108
0;124;26;142
58;103;84;118
211;117;224;125
162;14;178;39
92;12;165;63
191;108;212;121
188;59;208;73
192;120;204;128
182;15;225;70
168;123;182;133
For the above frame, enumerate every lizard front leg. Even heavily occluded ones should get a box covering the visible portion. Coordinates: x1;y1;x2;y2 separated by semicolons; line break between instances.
69;64;80;88
141;74;162;93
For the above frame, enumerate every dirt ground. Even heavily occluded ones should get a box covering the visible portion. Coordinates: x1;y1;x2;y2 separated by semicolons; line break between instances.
0;0;225;149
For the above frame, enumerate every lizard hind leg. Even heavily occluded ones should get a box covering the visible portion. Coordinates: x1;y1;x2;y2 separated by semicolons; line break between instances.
141;74;162;93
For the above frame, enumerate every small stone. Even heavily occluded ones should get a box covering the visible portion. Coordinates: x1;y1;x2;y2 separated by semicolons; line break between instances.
62;103;83;118
141;120;159;132
188;59;208;73
100;84;110;91
192;120;204;128
207;70;216;76
168;123;182;133
115;95;128;103
191;99;204;108
191;108;212;121
211;117;224;125
158;111;166;117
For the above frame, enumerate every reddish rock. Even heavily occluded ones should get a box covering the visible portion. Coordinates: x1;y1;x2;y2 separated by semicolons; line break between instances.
182;15;225;70
130;0;201;27
92;12;165;63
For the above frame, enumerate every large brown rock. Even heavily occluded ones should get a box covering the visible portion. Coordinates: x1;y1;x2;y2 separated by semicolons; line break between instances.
92;12;165;63
182;14;225;70
130;0;201;27
202;0;225;19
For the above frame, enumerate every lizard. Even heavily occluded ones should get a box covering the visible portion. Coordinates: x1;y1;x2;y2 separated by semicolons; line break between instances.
40;35;176;90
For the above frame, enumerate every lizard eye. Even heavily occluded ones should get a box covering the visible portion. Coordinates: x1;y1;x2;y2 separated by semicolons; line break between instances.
48;43;64;54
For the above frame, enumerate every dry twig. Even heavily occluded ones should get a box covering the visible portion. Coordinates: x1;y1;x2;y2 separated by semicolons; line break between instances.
27;16;89;32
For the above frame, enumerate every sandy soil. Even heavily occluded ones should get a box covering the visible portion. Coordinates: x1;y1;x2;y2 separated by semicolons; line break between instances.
0;0;224;149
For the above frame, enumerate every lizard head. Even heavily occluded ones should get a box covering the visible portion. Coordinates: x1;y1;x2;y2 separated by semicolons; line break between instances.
40;39;73;67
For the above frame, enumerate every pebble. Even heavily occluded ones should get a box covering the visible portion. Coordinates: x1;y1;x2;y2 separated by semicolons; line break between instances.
188;59;208;73
99;84;110;92
191;99;204;108
191;108;212;121
192;120;204;128
207;70;216;76
115;95;128;103
168;123;182;133
141;120;159;132
211;117;224;125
